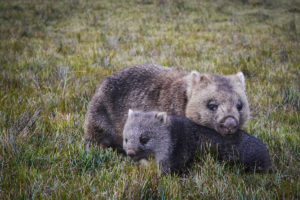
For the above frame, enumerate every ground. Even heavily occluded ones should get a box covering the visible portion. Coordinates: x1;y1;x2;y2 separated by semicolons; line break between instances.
0;0;299;199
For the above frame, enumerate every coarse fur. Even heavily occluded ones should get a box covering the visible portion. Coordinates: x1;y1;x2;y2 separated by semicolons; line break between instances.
84;63;250;152
123;110;271;174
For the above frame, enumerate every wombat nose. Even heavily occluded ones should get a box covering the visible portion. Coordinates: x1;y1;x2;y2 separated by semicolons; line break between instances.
219;117;238;135
223;117;237;132
127;149;136;158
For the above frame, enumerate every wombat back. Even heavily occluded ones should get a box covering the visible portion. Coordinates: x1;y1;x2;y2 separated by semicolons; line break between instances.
233;130;272;172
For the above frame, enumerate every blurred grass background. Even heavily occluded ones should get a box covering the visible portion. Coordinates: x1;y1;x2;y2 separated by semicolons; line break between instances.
0;0;299;198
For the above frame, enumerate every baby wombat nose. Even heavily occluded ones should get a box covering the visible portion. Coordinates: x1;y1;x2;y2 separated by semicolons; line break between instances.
219;117;238;135
127;149;136;158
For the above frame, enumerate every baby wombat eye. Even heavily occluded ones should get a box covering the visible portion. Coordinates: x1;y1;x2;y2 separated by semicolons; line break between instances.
125;138;128;143
237;100;243;111
207;101;218;111
140;137;149;145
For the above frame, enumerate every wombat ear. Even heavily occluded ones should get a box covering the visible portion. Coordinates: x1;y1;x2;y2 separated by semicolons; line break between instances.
128;109;134;118
236;72;245;88
155;112;167;124
187;71;199;97
189;71;210;85
187;71;210;98
190;71;200;85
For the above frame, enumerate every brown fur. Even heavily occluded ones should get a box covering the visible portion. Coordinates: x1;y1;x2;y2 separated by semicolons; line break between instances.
84;63;250;152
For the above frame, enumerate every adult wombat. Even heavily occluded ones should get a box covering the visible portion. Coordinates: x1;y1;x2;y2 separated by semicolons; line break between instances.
123;110;271;174
84;63;250;152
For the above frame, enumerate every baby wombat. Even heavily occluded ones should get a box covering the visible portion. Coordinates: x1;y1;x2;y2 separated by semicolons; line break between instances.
123;110;271;174
84;63;250;152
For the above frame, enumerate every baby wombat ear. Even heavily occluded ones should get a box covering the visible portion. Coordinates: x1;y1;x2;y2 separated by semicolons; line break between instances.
155;112;167;124
236;72;245;88
128;109;134;118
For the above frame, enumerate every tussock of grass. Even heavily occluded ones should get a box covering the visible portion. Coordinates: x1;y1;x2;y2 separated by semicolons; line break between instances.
1;0;299;198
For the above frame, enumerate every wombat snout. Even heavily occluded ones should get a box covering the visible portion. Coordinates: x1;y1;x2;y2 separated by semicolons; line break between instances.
218;117;238;135
126;149;136;158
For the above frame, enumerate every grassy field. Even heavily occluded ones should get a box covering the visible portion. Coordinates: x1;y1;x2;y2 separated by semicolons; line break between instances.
0;0;299;198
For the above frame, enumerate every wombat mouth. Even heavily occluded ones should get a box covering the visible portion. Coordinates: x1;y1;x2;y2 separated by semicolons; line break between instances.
218;127;238;136
126;153;143;162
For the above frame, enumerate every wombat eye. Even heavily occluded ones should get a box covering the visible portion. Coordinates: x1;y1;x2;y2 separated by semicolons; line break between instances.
207;101;218;111
237;101;243;111
125;139;128;143
140;138;148;145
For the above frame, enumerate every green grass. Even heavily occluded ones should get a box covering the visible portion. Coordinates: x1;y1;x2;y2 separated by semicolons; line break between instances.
0;0;299;199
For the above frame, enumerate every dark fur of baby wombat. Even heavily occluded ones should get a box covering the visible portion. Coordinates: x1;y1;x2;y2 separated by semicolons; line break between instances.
123;110;272;174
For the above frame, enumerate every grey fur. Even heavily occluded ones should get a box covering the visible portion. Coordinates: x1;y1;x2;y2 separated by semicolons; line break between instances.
84;63;250;152
123;110;271;174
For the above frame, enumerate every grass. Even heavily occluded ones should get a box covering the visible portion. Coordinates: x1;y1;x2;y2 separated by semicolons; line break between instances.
0;0;299;198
